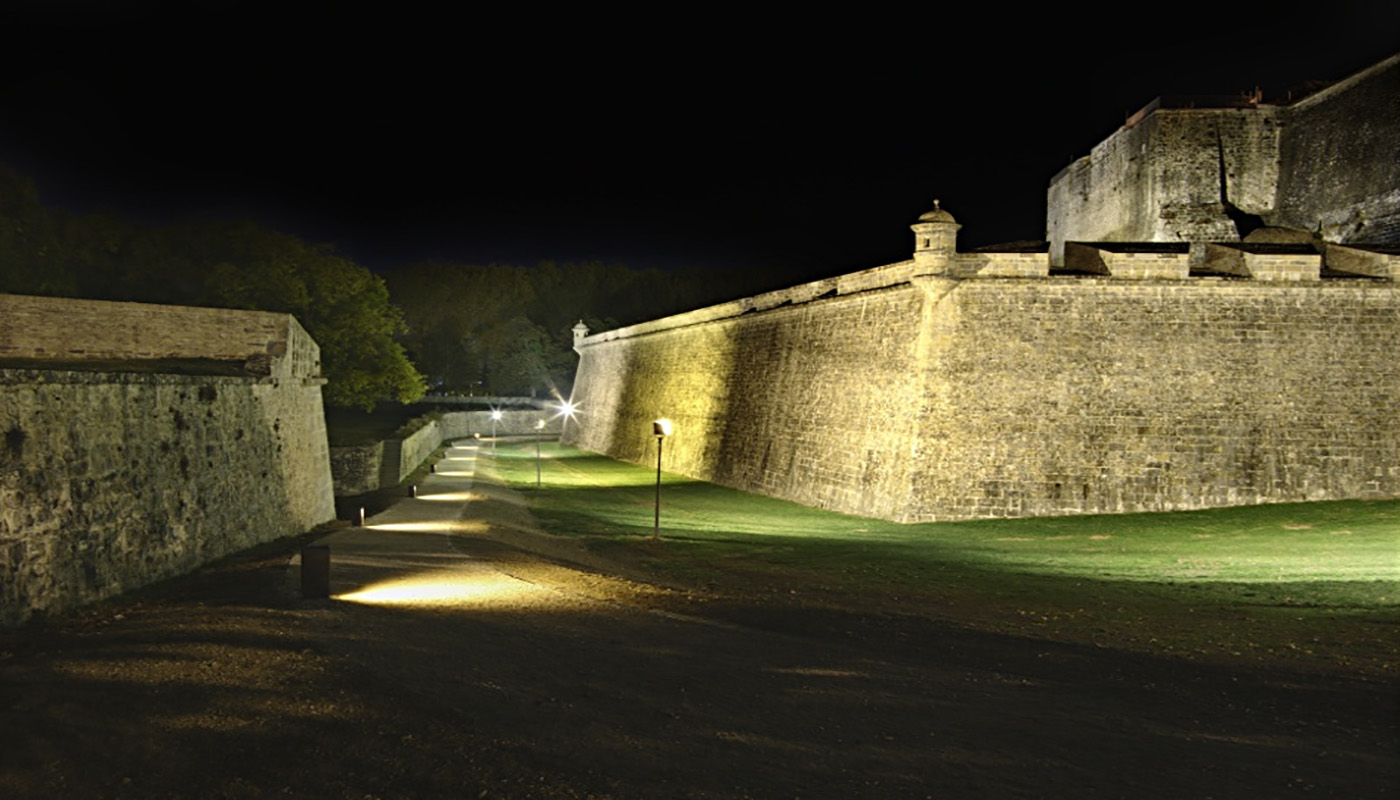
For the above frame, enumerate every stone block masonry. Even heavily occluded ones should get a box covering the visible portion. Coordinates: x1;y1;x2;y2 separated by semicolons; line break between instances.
906;278;1399;520
570;53;1400;523
570;283;928;519
0;294;335;625
328;408;569;496
566;241;1399;522
1047;53;1399;262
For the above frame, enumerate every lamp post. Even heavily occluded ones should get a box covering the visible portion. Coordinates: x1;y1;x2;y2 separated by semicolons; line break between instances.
535;418;546;488
652;418;672;539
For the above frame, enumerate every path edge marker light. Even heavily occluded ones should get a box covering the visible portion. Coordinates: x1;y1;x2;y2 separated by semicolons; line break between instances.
652;418;673;539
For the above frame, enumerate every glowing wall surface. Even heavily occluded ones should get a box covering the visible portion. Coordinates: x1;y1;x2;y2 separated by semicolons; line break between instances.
0;294;335;624
566;265;1400;522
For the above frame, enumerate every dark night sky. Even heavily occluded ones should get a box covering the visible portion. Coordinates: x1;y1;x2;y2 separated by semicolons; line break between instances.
2;5;1397;290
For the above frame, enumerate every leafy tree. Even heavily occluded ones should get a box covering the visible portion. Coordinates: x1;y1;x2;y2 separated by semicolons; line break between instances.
387;263;552;395
194;222;426;410
0;163;74;296
386;258;764;399
0;163;426;410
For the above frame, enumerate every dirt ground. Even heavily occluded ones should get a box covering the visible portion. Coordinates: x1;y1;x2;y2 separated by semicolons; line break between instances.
2;474;1396;799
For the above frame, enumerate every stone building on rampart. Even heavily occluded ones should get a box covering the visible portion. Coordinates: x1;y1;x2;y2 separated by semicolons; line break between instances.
564;54;1400;523
1047;52;1400;264
0;294;336;625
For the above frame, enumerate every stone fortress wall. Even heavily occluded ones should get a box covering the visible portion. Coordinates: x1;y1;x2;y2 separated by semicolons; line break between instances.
1047;53;1400;264
566;53;1400;523
0;294;336;625
566;236;1399;522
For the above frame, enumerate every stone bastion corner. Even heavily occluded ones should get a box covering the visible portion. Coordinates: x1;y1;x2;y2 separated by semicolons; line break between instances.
0;293;336;626
563;205;1400;523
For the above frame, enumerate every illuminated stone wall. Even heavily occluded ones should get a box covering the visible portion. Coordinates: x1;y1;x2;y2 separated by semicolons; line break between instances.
0;294;335;625
566;258;1400;522
568;274;929;519
571;55;1400;521
329;441;387;496
1046;104;1279;263
1047;53;1400;263
1273;54;1400;243
905;278;1400;520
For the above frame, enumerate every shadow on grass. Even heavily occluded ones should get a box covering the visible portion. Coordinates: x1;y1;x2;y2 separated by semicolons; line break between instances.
484;442;1400;677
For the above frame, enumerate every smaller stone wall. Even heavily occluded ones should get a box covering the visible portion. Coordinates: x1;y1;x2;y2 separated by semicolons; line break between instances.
1065;243;1191;279
1204;243;1322;281
951;251;1050;278
1324;244;1400;280
329;442;384;496
396;420;443;484
437;409;564;439
328;408;567;495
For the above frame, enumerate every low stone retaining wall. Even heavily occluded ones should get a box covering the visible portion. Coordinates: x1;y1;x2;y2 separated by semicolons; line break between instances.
328;442;384;496
329;407;567;496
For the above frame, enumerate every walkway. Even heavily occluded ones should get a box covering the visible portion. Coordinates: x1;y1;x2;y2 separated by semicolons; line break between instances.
3;442;1394;798
303;439;644;611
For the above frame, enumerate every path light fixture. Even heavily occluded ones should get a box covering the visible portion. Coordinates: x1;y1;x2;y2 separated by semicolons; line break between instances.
490;408;503;453
535;418;547;488
652;418;673;539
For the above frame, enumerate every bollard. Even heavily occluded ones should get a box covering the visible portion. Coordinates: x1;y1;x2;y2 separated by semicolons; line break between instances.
411;484;417;498
356;507;365;526
301;545;330;599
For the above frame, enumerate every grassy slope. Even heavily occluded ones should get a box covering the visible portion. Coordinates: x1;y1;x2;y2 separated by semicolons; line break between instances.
486;441;1400;677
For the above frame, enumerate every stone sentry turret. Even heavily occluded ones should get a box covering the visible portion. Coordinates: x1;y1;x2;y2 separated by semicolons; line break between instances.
910;199;960;272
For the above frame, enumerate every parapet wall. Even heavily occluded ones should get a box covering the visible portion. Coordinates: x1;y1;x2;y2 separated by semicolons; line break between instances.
0;293;320;379
566;268;1400;522
0;294;335;625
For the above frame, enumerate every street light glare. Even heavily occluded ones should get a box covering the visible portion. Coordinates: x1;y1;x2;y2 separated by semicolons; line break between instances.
557;400;578;418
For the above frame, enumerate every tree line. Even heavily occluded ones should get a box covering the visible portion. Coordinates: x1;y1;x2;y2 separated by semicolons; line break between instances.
0;163;424;410
383;259;750;400
0;163;765;409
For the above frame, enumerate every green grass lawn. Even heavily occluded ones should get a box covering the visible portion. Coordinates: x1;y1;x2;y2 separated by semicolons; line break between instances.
486;440;1400;674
